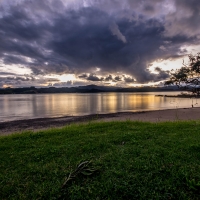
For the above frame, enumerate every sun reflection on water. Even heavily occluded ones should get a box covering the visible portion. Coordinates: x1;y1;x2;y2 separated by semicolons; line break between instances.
0;92;198;122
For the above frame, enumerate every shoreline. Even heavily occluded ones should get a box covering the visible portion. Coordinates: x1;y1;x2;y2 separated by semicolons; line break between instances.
1;107;200;136
156;94;200;98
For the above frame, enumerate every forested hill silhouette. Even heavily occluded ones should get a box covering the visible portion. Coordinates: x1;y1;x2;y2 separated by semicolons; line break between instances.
0;84;179;94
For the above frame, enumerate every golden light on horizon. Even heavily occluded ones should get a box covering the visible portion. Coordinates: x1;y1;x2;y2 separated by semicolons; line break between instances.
44;74;76;86
149;44;200;74
59;74;76;82
2;84;13;88
149;58;183;73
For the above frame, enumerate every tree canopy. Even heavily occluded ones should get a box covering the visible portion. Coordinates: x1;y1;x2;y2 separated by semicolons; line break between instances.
165;53;200;95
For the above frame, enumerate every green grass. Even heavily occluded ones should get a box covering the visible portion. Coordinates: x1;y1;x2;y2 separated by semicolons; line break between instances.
1;121;200;199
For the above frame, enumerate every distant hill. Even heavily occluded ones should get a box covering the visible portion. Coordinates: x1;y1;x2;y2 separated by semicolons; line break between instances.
0;85;180;94
77;84;121;91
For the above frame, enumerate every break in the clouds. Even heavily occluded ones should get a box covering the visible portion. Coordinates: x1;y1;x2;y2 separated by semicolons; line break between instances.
0;0;200;87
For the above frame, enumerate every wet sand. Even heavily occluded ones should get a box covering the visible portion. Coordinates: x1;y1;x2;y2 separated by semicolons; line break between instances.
1;107;200;136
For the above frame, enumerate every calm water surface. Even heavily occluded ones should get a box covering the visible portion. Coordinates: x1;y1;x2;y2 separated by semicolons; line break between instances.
0;92;199;122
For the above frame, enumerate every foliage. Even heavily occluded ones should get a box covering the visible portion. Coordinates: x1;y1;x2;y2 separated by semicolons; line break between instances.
62;161;97;188
165;53;200;95
1;121;200;199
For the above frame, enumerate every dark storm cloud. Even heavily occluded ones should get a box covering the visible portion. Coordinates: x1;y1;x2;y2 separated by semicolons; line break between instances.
0;72;16;76
0;74;59;87
3;54;29;65
114;76;122;82
47;7;188;83
154;67;170;80
79;73;123;83
104;75;113;81
0;0;199;87
78;73;88;79
87;74;104;82
0;76;30;87
124;77;135;83
165;0;200;37
78;73;137;84
7;76;30;81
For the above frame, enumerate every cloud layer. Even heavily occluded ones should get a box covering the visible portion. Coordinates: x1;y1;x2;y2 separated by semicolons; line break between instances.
0;0;200;87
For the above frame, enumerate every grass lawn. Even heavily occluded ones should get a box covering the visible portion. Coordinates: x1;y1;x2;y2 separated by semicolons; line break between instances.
1;121;200;199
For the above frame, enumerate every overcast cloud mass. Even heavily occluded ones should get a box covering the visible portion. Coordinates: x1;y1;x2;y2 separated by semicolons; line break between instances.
0;0;200;87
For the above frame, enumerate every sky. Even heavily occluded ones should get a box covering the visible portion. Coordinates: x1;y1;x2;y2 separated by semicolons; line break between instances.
0;0;200;88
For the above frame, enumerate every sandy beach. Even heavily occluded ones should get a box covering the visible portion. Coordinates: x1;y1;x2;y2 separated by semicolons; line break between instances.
1;107;200;136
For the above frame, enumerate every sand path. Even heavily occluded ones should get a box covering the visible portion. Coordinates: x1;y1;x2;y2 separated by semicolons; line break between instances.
1;107;200;136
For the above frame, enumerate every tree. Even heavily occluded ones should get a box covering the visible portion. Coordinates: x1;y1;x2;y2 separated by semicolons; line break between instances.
165;53;200;95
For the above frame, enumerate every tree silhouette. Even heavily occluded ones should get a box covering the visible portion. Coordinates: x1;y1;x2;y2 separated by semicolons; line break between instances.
165;53;200;95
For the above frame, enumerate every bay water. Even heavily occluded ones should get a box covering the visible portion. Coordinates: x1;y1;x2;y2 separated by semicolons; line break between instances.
0;92;198;122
